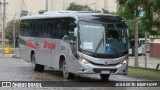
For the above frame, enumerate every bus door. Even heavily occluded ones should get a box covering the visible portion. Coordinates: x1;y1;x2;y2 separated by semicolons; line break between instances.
68;31;77;56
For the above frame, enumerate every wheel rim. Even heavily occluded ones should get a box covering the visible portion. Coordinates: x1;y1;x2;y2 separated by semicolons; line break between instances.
31;55;36;70
62;61;68;78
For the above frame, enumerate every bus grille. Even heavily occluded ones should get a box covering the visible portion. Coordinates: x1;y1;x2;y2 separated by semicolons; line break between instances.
93;68;117;73
89;61;120;66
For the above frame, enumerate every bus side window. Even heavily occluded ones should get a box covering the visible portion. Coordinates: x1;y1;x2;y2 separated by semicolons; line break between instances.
35;21;39;37
37;21;43;37
56;23;62;39
54;19;60;39
42;20;46;38
43;20;50;38
61;18;69;39
29;20;36;37
20;20;30;36
46;21;51;38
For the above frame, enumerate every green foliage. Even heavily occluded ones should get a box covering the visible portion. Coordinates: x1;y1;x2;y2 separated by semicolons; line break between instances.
67;2;113;14
128;67;160;80
5;19;20;41
116;0;160;35
102;8;110;14
67;2;92;11
126;20;145;39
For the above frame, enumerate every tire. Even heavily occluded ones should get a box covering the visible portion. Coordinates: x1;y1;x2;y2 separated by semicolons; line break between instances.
31;54;44;71
100;74;110;80
62;60;74;79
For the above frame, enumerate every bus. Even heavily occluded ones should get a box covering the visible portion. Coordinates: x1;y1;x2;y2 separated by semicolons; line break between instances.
19;11;129;80
129;38;150;55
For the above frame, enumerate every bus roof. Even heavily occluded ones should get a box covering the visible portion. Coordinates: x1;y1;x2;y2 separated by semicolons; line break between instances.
21;11;123;23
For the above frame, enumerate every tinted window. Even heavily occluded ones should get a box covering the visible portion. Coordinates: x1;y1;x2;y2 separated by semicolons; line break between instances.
55;18;75;39
30;20;36;37
20;18;75;39
20;20;30;36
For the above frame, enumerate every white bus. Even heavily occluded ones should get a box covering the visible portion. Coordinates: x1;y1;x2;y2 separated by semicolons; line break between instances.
129;38;150;55
19;11;129;80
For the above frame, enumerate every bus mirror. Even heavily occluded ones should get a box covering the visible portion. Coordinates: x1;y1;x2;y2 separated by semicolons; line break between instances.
74;28;78;37
62;35;68;41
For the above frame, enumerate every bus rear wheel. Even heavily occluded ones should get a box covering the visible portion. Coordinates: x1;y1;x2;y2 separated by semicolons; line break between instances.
62;60;74;79
31;54;44;71
100;74;110;80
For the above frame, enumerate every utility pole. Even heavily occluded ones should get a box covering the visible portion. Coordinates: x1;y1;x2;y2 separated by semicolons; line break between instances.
13;14;16;55
134;9;139;67
134;17;139;66
46;0;48;11
144;31;148;68
0;0;2;19
63;0;64;10
2;0;8;56
0;0;2;54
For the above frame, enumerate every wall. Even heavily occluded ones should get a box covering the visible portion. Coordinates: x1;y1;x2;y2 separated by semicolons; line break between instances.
6;0;23;21
23;0;46;15
149;39;160;58
0;0;118;29
150;43;160;58
4;0;117;18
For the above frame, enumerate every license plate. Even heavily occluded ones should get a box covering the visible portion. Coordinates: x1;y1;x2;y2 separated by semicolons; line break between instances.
101;70;110;74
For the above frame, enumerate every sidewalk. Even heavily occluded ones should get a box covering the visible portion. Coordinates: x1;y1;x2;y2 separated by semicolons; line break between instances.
0;53;15;58
0;48;19;58
129;56;160;69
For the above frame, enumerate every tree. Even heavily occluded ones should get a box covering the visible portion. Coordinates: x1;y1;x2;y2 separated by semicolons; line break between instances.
116;0;160;67
117;0;140;67
67;2;92;11
67;2;112;14
126;20;145;39
102;8;110;14
117;0;160;35
5;19;20;47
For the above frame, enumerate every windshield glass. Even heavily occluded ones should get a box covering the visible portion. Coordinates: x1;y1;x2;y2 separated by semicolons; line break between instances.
79;22;105;54
79;21;128;58
106;23;128;54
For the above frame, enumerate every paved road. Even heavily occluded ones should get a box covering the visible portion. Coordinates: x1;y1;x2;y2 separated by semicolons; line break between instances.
0;58;159;90
0;58;147;81
129;56;160;69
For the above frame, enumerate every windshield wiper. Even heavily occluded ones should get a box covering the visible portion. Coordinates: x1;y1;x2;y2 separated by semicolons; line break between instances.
94;37;104;54
112;47;118;55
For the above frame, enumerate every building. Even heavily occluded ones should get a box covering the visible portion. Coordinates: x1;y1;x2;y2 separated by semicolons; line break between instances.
0;0;117;48
2;0;117;21
149;36;160;58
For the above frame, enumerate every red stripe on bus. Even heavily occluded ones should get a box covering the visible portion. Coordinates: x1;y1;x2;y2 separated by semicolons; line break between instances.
26;42;40;50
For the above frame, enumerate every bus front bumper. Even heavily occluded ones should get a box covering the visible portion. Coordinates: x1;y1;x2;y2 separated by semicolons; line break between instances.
76;60;128;75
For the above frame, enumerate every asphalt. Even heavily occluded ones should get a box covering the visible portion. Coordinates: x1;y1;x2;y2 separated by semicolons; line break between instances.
0;54;159;90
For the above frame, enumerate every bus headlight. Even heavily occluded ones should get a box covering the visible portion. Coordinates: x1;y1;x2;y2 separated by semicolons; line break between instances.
79;58;88;64
121;60;127;64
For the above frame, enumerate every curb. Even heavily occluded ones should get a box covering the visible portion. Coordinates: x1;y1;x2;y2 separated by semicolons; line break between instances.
129;66;160;71
0;54;15;58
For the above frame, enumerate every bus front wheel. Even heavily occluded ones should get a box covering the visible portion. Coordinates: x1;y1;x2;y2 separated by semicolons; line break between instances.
100;74;110;80
62;60;74;79
31;54;44;71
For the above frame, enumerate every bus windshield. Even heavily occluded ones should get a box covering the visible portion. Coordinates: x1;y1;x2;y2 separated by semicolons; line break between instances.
79;21;128;58
79;22;105;54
